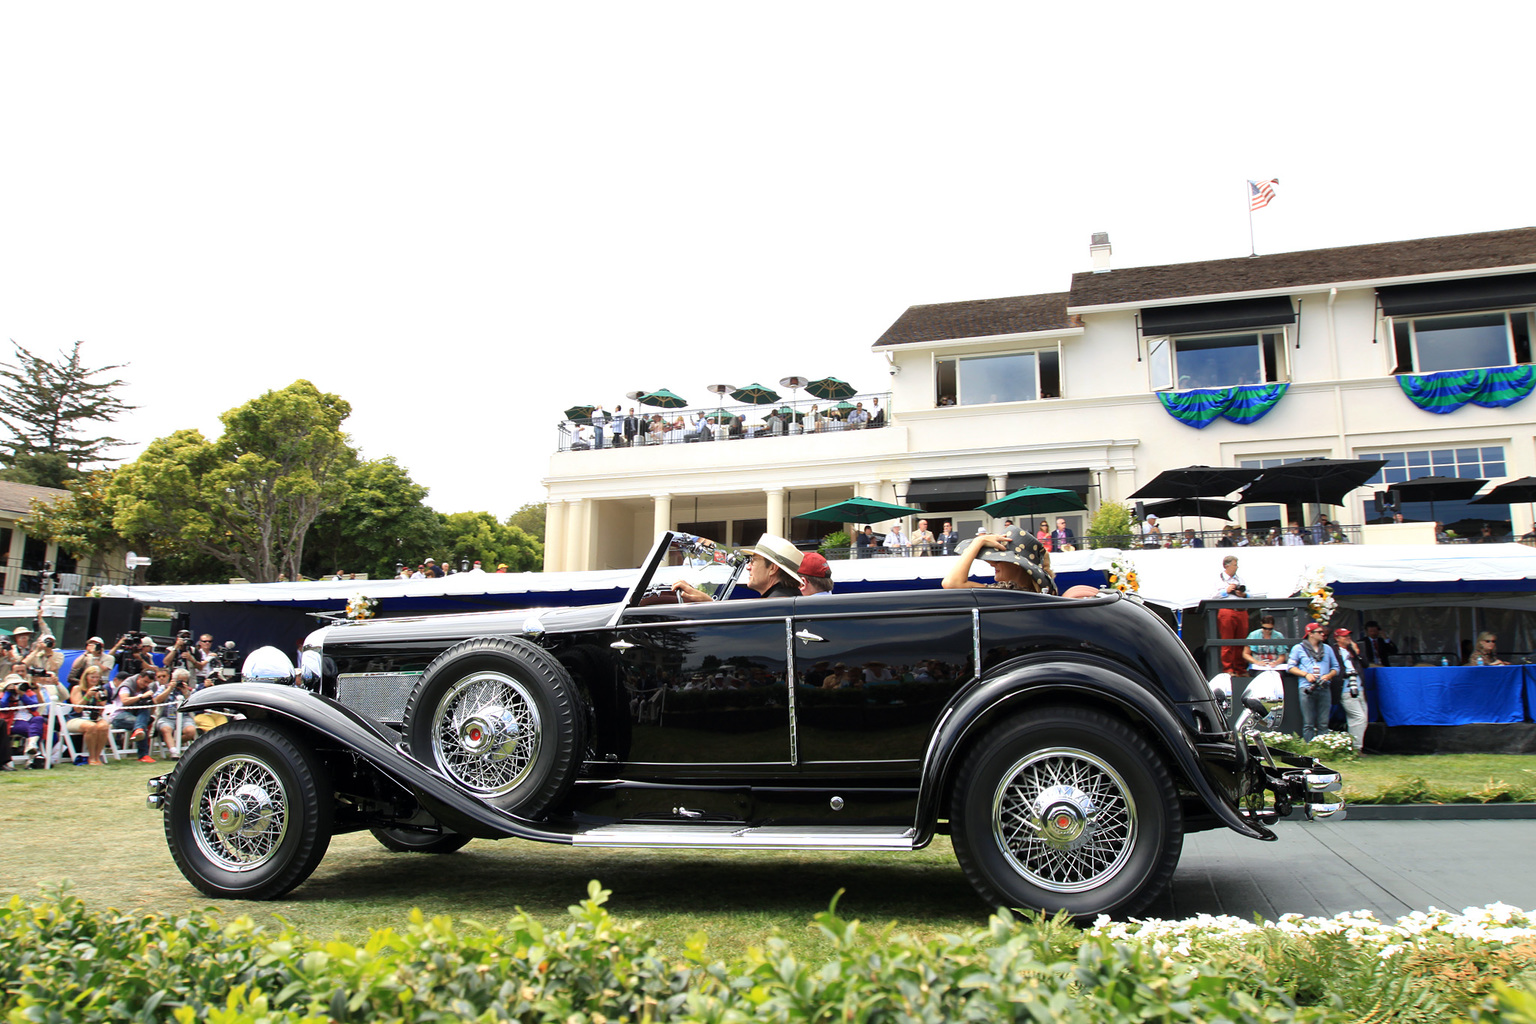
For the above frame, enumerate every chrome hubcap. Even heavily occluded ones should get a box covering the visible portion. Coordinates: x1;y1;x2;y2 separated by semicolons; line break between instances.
993;748;1136;893
192;756;290;871
431;672;541;796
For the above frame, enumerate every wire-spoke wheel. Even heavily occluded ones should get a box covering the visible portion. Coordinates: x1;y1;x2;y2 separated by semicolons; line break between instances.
164;722;332;900
951;707;1182;920
403;637;585;817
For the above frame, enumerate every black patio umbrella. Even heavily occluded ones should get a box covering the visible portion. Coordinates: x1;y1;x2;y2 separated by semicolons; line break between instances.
1238;458;1389;509
730;382;781;405
1388;475;1488;522
807;376;857;401
1143;497;1237;522
1472;476;1536;505
1131;465;1261;528
1444;516;1509;538
1472;476;1536;526
1130;466;1262;501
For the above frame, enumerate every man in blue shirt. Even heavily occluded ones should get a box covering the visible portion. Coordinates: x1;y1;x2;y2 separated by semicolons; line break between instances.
1287;622;1339;741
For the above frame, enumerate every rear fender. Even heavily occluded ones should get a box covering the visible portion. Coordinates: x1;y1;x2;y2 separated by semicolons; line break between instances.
917;659;1271;843
179;684;572;843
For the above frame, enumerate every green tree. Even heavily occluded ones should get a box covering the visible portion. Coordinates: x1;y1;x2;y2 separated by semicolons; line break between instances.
0;341;134;487
109;381;353;582
506;501;548;545
21;470;124;554
439;511;543;572
303;457;444;579
1086;501;1135;549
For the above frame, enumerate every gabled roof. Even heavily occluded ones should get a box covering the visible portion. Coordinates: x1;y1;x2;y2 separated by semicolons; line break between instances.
0;480;70;518
874;291;1077;348
1068;226;1536;309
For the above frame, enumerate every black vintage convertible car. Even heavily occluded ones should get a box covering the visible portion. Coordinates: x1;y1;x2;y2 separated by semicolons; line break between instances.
150;531;1343;918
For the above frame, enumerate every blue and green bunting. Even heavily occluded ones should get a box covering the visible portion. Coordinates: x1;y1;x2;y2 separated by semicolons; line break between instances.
1157;383;1289;429
1397;365;1535;414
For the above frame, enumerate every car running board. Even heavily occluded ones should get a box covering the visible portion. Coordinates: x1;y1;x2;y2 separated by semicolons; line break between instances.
569;823;919;850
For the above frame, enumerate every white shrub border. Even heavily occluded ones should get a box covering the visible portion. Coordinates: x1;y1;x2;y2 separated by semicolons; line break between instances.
1090;903;1536;961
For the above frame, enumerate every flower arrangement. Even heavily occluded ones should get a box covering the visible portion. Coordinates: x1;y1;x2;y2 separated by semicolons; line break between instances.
1106;555;1139;593
345;592;379;620
1298;566;1335;624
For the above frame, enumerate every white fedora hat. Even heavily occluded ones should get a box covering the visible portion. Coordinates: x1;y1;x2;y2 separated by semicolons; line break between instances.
751;534;804;584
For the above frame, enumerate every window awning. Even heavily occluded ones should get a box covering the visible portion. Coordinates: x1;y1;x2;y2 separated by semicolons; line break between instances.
1140;296;1296;337
1005;470;1091;497
1378;272;1536;317
905;475;989;512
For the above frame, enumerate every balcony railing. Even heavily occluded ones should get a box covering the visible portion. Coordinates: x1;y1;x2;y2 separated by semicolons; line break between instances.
555;392;893;452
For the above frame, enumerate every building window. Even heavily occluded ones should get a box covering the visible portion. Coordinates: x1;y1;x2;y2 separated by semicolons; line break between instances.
1359;446;1510;533
936;348;1061;407
1149;331;1288;391
1391;311;1534;374
1359;447;1506;486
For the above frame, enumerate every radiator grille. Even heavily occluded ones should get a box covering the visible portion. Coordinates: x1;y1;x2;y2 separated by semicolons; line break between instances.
336;672;421;726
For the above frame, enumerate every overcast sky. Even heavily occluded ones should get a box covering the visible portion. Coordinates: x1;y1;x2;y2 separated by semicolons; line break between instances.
2;3;1531;520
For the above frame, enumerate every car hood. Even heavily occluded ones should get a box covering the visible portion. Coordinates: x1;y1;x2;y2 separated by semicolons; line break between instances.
315;601;620;647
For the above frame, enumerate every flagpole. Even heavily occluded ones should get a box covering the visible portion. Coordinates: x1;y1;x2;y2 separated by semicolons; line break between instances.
1246;180;1256;257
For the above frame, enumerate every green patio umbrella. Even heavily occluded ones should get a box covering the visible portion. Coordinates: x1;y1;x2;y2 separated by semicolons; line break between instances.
797;495;926;523
807;376;857;400
703;408;736;423
764;405;804;421
639;389;688;410
563;404;594;423
976;486;1086;519
730;383;780;405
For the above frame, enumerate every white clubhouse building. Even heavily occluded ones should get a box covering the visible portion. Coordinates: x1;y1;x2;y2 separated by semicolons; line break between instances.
544;226;1536;570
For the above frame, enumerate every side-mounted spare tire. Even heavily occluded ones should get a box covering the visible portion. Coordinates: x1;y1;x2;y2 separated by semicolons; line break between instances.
949;706;1183;921
401;636;586;818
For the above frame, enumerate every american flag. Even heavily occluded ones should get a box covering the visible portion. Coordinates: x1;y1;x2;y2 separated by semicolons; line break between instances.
1248;178;1278;211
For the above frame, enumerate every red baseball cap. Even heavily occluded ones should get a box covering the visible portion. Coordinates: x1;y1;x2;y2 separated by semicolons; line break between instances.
1332;627;1351;638
799;551;832;579
1305;623;1325;634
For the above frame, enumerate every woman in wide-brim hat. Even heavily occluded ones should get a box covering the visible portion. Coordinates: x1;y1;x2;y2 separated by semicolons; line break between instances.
942;525;1057;594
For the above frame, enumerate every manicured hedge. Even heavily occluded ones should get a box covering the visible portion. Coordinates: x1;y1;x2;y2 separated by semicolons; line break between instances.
3;884;1534;1023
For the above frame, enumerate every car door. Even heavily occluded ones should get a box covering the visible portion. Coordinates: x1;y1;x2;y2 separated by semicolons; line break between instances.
790;591;976;773
611;596;794;771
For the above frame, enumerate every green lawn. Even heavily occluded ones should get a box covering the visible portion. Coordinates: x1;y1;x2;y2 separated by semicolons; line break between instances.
3;752;1532;959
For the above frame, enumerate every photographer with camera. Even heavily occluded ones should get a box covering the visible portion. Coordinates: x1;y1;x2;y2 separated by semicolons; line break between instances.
164;630;206;680
1328;628;1368;754
109;670;160;762
1287;623;1340;742
1213;555;1251;677
153;667;197;758
68;663;114;764
67;636;116;687
0;671;45;768
110;632;156;677
23;632;64;679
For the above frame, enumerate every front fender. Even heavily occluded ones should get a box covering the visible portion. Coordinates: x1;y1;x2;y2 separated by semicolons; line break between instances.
916;659;1271;843
178;684;573;843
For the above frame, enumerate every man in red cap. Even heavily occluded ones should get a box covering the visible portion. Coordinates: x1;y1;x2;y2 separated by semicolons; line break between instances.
1330;628;1367;753
798;551;833;596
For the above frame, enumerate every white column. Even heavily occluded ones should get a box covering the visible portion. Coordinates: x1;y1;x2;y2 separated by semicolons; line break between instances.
765;488;786;538
543;500;566;572
563;500;586;571
652;493;673;540
5;527;24;596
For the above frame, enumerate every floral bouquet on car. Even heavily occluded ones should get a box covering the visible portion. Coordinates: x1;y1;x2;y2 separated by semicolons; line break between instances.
345;593;379;620
1298;567;1335;624
1107;555;1139;593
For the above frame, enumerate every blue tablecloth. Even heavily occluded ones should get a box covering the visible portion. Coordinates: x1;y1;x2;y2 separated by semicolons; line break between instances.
1367;665;1531;726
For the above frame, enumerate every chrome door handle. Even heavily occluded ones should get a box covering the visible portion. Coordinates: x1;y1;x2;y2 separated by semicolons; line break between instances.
794;629;825;643
609;639;636;651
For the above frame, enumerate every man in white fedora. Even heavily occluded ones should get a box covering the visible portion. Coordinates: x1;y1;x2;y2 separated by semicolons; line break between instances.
673;533;804;602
